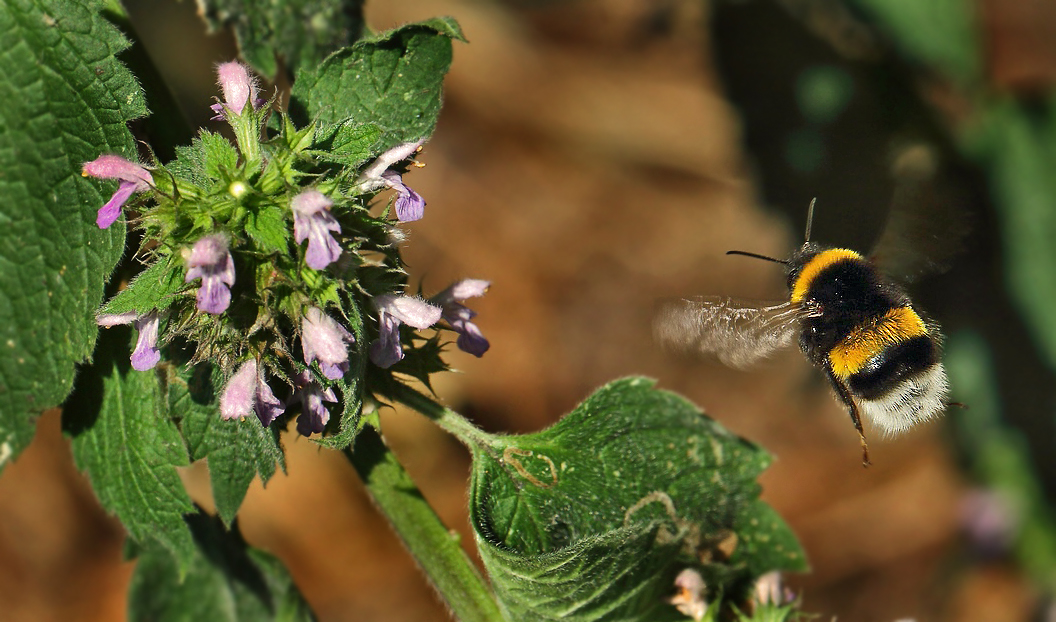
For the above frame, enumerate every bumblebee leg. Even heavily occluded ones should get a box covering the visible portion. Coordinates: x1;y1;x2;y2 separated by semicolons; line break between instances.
825;365;871;467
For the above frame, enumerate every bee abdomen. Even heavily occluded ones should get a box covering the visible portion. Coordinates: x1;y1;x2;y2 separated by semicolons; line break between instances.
827;306;947;436
854;362;948;436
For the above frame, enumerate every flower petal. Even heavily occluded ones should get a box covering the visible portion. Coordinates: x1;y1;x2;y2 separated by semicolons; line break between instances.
358;140;424;191
130;312;161;371
439;279;490;302
455;321;490;357
368;313;404;368
215;61;258;115
96;312;137;327
378;294;442;330
292;191;342;269
82;155;152;187
220;360;258;420
96;181;140;229
254;376;284;427
302;308;354;380
185;235;235;314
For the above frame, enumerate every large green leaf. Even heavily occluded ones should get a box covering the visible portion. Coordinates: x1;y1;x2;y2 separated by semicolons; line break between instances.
128;512;315;621
291;18;463;154
0;0;144;471
470;377;806;622
65;331;196;571
197;0;365;80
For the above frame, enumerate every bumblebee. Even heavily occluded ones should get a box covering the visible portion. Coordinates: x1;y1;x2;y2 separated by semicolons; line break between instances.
654;200;950;466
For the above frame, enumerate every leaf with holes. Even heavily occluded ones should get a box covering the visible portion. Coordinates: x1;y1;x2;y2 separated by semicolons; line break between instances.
470;377;806;621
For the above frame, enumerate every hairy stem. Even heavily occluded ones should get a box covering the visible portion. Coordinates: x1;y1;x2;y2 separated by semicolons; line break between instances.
385;382;503;452
344;423;505;622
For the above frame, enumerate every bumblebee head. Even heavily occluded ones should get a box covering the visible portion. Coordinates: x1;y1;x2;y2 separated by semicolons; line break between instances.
786;241;824;290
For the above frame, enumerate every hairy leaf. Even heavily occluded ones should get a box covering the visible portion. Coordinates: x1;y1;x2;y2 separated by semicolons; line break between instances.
0;0;145;472
171;364;284;526
65;332;196;571
291;19;463;154
470;377;806;621
128;513;314;621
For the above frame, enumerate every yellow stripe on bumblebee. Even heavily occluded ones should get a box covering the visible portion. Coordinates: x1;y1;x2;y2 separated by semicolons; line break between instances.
828;306;929;379
789;248;863;304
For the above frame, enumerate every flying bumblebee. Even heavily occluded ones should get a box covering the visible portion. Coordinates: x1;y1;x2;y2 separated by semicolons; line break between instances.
654;199;953;466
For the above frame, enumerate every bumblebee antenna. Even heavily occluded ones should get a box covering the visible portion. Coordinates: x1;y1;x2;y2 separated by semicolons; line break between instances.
804;197;817;242
725;250;790;265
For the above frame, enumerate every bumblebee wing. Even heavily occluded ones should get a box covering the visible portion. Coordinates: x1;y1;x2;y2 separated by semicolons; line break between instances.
653;297;813;369
870;158;971;282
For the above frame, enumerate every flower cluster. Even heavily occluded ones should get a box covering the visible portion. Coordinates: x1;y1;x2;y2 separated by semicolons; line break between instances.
87;61;491;438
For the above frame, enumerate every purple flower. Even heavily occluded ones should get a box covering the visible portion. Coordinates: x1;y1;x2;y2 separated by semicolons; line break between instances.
369;294;442;368
211;61;260;119
301;307;355;380
381;171;426;222
82;155;152;229
292;190;342;269
219;359;284;426
431;279;490;357
96;310;161;371
185;234;235;314
960;488;1020;558
358;141;427;222
291;371;338;436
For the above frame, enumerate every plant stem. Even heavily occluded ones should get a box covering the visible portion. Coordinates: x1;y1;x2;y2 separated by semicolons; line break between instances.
385;382;503;452
344;424;505;622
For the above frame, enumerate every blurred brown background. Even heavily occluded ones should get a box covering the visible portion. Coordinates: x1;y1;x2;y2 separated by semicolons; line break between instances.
2;0;1052;620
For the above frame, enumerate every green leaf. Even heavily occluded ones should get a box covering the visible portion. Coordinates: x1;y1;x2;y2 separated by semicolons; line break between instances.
245;203;290;255
169;130;240;188
0;0;145;471
199;130;241;181
170;364;284;526
848;0;981;86
470;377;805;622
99;259;185;316
128;512;315;621
963;98;1056;370
307;120;382;167
64;332;196;571
197;0;366;80
311;377;362;449
291;20;461;154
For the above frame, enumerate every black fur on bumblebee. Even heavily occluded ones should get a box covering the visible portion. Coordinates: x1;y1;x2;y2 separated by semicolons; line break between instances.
654;200;950;466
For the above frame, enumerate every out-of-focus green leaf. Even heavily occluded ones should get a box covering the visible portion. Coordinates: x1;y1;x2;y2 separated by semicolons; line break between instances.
963;99;1056;370
848;0;981;85
947;332;1056;588
197;0;365;79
